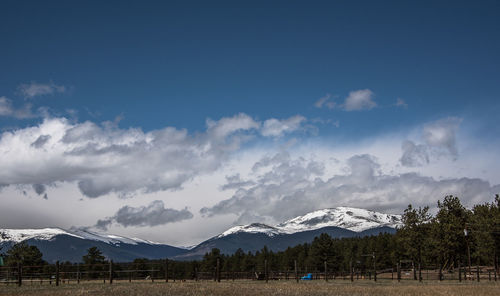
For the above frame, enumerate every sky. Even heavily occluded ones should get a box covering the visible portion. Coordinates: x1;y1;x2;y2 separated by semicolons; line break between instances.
0;0;499;246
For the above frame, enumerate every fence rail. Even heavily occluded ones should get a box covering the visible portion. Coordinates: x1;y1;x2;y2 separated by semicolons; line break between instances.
1;261;498;287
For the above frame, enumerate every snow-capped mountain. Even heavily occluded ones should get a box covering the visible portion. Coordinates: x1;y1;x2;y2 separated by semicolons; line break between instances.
217;223;285;238
68;227;161;245
277;207;402;233
0;227;160;246
217;207;401;238
175;207;402;260
0;228;82;243
0;227;187;263
1;207;402;262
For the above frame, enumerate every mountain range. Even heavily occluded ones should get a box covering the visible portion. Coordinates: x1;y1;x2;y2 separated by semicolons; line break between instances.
0;207;401;263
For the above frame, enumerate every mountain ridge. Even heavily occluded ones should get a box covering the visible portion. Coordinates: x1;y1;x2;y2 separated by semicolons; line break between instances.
1;207;402;262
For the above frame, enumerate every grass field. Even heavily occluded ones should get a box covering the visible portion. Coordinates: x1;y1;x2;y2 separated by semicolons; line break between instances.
1;280;499;296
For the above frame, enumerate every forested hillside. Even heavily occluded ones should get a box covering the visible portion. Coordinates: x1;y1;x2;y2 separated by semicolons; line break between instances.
128;195;500;278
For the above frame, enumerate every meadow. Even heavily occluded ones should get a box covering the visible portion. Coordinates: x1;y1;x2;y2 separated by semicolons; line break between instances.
1;280;499;296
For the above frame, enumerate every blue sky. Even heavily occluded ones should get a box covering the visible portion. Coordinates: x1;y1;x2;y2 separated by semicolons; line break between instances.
0;1;499;245
2;1;499;134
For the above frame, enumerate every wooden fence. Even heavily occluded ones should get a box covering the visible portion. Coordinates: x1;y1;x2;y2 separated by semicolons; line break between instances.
0;260;497;286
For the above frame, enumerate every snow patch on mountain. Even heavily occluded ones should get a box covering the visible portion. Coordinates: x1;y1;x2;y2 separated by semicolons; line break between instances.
0;227;160;246
217;207;402;238
217;223;284;238
68;228;160;245
0;228;83;243
277;207;402;233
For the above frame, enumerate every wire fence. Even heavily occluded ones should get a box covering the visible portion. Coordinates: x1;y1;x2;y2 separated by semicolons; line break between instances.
0;260;498;286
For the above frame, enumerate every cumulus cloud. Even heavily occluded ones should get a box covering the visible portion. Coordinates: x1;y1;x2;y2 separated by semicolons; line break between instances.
343;89;376;111
0;97;36;119
95;200;193;230
206;113;260;139
17;81;66;98
400;117;462;167
261;115;306;137
0;113;306;198
201;152;499;224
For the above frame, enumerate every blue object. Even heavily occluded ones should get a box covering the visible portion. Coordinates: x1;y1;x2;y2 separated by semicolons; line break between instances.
301;273;312;280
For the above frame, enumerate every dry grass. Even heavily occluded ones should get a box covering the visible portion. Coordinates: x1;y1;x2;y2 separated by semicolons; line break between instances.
1;280;499;296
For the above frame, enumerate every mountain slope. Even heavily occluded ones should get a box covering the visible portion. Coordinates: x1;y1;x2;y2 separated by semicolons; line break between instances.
277;207;402;233
0;228;187;263
1;207;402;262
175;207;401;260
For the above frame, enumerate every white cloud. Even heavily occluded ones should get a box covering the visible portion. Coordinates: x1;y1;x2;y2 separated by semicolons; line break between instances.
343;89;376;111
95;200;193;230
201;152;500;224
0;113;307;198
261;115;306;137
17;81;66;99
206;113;260;139
423;117;462;157
0;96;36;119
314;94;336;109
400;140;429;167
401;117;463;167
220;174;255;191
314;90;377;111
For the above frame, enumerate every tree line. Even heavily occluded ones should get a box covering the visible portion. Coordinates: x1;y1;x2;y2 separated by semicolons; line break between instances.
2;195;499;280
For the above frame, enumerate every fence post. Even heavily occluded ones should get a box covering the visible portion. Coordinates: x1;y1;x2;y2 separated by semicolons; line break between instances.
397;263;401;282
77;263;80;284
294;260;298;283
439;265;443;281
350;260;353;282
476;264;480;282
216;257;220;283
109;260;113;284
495;259;497;281
418;263;422;282
373;253;377;282
324;261;328;282
264;259;268;283
458;261;462;282
56;261;60;286
165;259;169;282
17;263;22;287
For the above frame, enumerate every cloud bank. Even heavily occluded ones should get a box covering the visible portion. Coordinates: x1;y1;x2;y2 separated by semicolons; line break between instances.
0;113;306;198
201;152;499;224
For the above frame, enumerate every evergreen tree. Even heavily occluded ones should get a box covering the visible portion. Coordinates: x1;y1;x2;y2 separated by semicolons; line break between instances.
432;195;470;269
4;242;45;267
398;204;431;266
82;246;106;264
